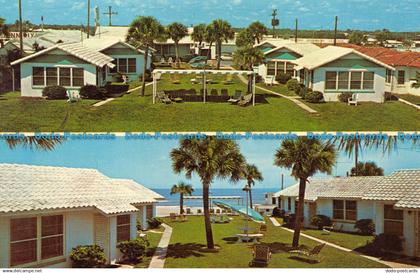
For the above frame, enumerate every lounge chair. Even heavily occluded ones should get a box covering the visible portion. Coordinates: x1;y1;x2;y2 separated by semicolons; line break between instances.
348;93;358;106
157;91;172;104
186;208;192;214
238;93;253;107
67;90;80;103
169;213;178;221
249;245;272;267
179;215;188;222
264;75;275;86
289;243;326;263
228;90;242;104
259;224;268;233
322;223;335;235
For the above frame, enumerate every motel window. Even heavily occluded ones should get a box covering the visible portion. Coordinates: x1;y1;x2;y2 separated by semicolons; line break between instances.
276;62;284;74
386;69;393;84
110;60;118;74
32;67;45;86
128;58;137;73
146;205;154;219
337;72;349;90
384;205;404;236
117;215;131;242
397;70;405;85
362;72;374;90
286;63;295;76
345;201;357;221
272;197;276;205
10;215;64;267
333;200;357;221
350;71;362;90
333;200;344;220
118;58;128;73
59;68;71;87
267;62;276;76
325;72;337;90
287;197;291;211
299;70;305;83
46;67;58;86
72;68;84;87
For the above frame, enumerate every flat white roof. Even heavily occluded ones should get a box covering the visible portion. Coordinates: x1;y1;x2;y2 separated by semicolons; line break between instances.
153;69;255;75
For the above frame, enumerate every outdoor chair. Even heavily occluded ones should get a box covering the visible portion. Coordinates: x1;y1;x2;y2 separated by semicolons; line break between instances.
168;57;174;64
179;215;188;222
348;93;359;106
289;243;326;263
322;223;335;235
238;93;253;107
160;57;165;64
169;213;178;221
67;90;81;103
249;245;272;267
264;75;275;86
157;91;172;104
186;208;192;214
228;90;242;104
259;224;268;233
170;74;181;84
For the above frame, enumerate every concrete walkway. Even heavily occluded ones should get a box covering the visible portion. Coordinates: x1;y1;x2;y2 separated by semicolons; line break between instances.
149;223;173;268
398;98;420;110
235;74;318;114
269;217;417;268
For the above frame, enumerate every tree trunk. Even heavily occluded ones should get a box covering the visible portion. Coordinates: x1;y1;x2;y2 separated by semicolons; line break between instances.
180;193;184;215
249;187;253;209
292;177;307;248
216;42;221;70
141;46;149;96
354;141;359;176
203;182;215;249
207;41;213;60
175;41;180;68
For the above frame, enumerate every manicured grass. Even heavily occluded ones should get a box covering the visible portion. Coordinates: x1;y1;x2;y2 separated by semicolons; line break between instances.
0;75;418;131
398;94;420;105
162;216;385;268
257;83;297;97
135;229;164;268
302;229;374;250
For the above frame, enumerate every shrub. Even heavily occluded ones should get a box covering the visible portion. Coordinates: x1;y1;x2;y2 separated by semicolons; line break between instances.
286;79;300;95
42;86;67;100
80;85;107;100
305;91;324;103
298;86;311;98
117;238;149;263
147;217;162;229
272;207;285;218
372;233;403;252
338;92;353;103
70;245;107;268
105;83;130;95
310;215;332;230
275;72;292;85
355;219;375;235
384;92;398;101
283;213;296;228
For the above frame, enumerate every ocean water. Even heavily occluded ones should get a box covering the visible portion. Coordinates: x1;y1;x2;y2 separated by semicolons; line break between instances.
153;188;279;207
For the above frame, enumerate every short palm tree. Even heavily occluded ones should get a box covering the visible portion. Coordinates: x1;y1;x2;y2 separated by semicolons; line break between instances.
5;136;62;151
167;22;188;68
192;24;207;54
170;182;194;215
233;46;264;92
274;138;336;247
170;137;245;249
248;21;268;44
235;29;254;48
350;161;384;176
210;19;235;69
126;16;165;96
243;164;263;208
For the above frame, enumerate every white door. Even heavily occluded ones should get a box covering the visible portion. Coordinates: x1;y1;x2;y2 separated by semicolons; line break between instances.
94;214;110;261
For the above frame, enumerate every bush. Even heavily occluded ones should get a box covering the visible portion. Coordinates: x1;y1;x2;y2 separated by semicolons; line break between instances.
384;92;398;101
117;238;149;263
338;92;353;103
355;219;375;235
42;86;67;100
275;72;292;85
310;215;332;230
147;217;162;229
70;245;107;268
298;86;311;98
272;207;285;218
283;213;296;228
305;91;324;103
80;85;107;100
372;233;403;252
286;79;300;95
105;83;130;94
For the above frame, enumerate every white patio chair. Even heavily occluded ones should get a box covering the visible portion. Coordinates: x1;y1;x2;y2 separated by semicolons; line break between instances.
264;75;275;86
67;90;81;103
348;93;359;106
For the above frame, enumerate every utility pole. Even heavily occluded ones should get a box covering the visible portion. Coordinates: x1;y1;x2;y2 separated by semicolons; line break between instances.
334;16;338;46
87;0;90;38
281;174;284;190
103;6;118;26
271;9;279;38
41;16;44;32
295;18;298;43
18;0;23;54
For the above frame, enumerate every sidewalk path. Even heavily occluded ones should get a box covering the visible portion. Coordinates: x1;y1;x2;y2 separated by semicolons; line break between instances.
269;217;417;268
149;223;173;268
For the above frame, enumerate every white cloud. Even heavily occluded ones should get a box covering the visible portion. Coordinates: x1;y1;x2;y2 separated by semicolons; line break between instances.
71;1;85;11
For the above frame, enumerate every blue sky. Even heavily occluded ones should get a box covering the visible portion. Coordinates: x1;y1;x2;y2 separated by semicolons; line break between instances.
0;137;418;190
0;0;419;31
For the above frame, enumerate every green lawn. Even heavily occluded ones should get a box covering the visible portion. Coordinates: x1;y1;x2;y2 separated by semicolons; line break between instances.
257;83;297;97
134;229;164;268
162;216;385;268
302;229;374;250
0;75;418;131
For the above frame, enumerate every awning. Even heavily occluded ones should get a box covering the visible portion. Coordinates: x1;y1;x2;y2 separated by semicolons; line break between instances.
214;201;265;223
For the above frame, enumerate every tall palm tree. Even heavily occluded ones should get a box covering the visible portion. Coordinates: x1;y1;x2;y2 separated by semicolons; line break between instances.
170;182;194;214
235;29;254;48
170;137;245;249
248;21;268;44
167;22;188;68
243;164;263;208
233;46;264;92
204;24;217;61
126;16;165;96
350;161;384;176
274;138;336;247
5;136;63;151
210;19;235;69
191;24;207;55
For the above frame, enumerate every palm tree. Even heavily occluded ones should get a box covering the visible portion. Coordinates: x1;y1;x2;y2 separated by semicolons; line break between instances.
5;136;63;151
167;22;188;68
235;29;254;48
191;24;207;55
243;164;263;208
248;21;268;44
233;46;264;93
126;16;165;96
170;137;245;249
204;24;217;61
274;138;336;247
210;19;235;69
170;182;194;214
350;161;384;176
